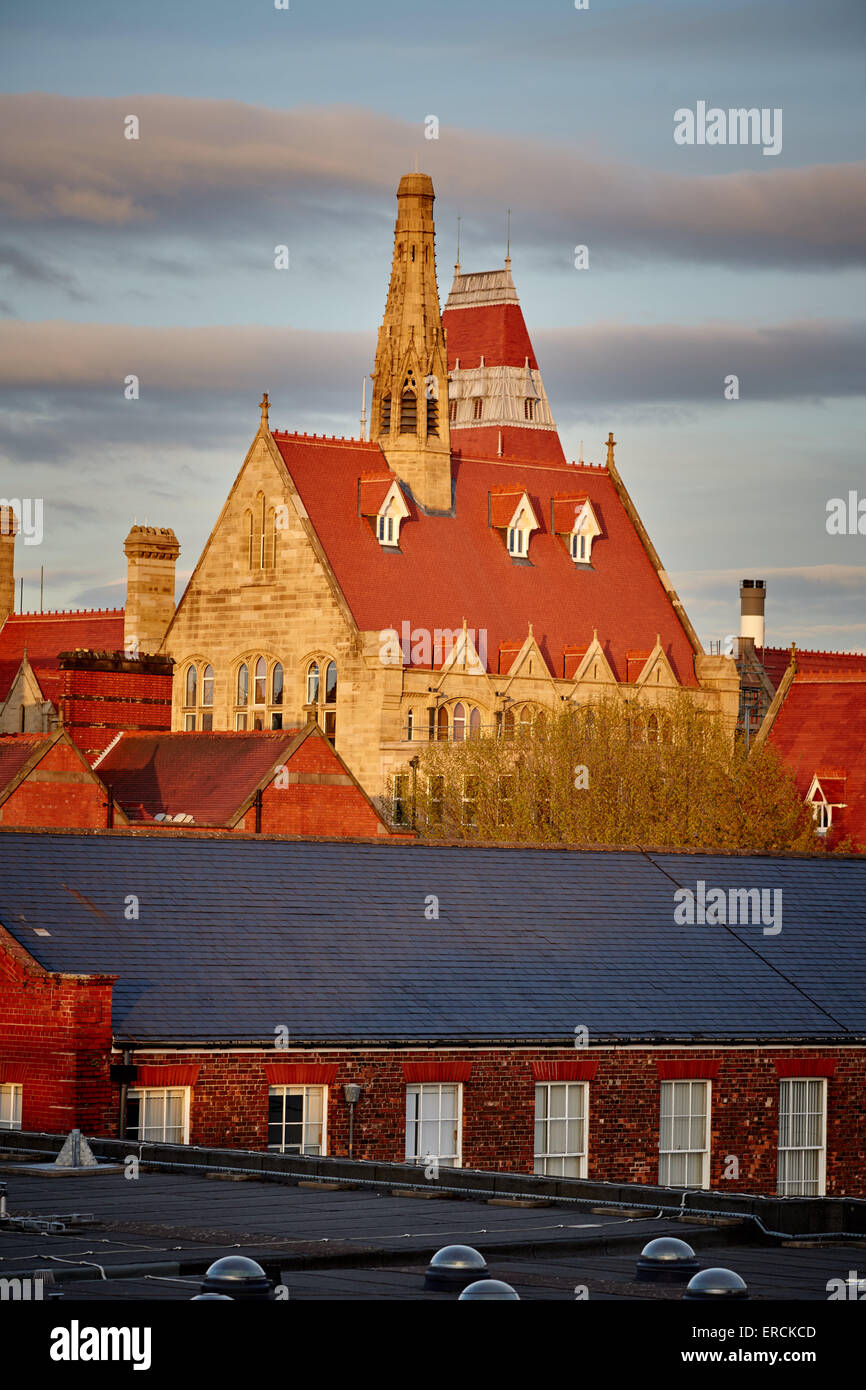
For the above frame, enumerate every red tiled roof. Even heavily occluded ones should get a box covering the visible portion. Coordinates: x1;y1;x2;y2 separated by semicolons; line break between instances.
759;646;866;690
766;674;866;848
444;302;538;371
272;436;698;686
0;733;52;791
451;425;567;466
0;609;125;705
94;730;301;826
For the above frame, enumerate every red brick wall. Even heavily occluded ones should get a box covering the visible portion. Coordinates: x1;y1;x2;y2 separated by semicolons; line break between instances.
117;1045;865;1197
0;940;115;1135
0;742;110;829
60;667;173;759
238;735;402;838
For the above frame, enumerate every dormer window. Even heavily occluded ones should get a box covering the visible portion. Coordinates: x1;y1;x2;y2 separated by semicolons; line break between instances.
807;772;846;837
571;530;590;562
375;479;410;550
505;496;538;559
566;500;602;566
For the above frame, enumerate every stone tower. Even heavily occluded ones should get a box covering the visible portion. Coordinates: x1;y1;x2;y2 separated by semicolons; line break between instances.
0;504;17;627
369;173;452;511
123;525;180;656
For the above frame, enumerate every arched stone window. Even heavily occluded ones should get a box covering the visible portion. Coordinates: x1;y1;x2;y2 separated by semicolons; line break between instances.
437;705;449;742
400;374;417;433
452;702;466;742
202;665;214;707
185;665;197;707
306;657;337;742
469;707;482;739
254;656;267;706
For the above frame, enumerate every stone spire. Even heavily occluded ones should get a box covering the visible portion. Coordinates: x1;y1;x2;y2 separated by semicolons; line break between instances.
369;173;451;511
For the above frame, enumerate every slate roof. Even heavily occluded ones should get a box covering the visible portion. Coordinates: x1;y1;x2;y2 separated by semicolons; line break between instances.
0;833;863;1045
0;609;124;705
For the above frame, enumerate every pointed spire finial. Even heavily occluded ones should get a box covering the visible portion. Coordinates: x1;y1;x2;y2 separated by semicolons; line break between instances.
528;620;533;638
579;439;584;465
360;378;367;440
606;431;616;468
505;207;511;267
260;393;270;430
455;215;461;274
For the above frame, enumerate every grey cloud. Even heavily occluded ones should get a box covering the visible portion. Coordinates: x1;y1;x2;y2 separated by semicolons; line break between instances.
0;96;864;269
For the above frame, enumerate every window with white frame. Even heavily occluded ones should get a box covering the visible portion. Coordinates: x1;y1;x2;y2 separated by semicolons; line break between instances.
658;1080;710;1188
0;1082;22;1130
534;1082;587;1177
405;1082;461;1167
778;1078;826;1196
377;513;395;544
268;1085;326;1155
125;1087;189;1144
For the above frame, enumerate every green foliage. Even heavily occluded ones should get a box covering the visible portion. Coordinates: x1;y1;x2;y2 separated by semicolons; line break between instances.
398;694;824;854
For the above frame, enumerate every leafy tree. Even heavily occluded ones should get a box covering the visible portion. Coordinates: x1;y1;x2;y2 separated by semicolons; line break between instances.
397;694;826;853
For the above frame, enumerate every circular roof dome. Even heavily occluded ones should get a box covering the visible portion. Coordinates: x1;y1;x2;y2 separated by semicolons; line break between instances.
458;1280;520;1300
425;1245;490;1291
636;1237;700;1283
684;1267;749;1300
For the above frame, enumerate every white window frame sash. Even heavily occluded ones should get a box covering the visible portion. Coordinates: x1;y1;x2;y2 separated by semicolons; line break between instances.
533;1081;588;1177
126;1086;191;1145
0;1082;22;1131
405;1082;463;1168
777;1077;827;1198
267;1084;328;1157
658;1079;711;1190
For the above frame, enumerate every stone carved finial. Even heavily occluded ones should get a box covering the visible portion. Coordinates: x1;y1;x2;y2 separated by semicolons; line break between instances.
260;393;270;430
606;431;616;468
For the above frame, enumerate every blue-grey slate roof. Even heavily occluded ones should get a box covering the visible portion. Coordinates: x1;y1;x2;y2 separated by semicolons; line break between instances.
0;833;864;1044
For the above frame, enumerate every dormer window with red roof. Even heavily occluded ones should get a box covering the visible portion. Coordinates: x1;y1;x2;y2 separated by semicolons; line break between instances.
807;772;846;836
551;496;602;567
374;480;410;550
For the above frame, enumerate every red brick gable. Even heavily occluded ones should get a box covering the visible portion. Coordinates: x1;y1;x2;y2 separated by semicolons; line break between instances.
272;436;698;687
0;732;117;830
0;609;124;705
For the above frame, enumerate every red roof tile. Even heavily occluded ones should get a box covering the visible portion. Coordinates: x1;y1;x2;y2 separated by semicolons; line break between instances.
0;609;124;705
766;674;866;848
0;733;52;791
759;646;866;690
272;436;698;686
95;729;301;826
445;302;538;371
451;425;566;466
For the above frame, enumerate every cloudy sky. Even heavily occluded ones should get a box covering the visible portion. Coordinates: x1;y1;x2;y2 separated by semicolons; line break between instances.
1;0;864;651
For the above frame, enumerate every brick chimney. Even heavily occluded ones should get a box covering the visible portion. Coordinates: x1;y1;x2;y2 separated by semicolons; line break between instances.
739;578;766;653
123;525;180;655
0;504;18;628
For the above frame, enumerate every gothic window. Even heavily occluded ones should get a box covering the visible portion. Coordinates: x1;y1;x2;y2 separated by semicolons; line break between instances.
427;394;438;436
472;397;483;421
202;666;214;707
272;663;283;706
400;378;417;433
406;707;415;741
449;398;457;423
185;665;197;707
254;656;267;706
469;707;481;739
246;510;253;568
452;702;466;742
437;705;449;742
524;398;535;421
306;660;319;705
236;663;249;712
380;394;391;434
306;657;337;742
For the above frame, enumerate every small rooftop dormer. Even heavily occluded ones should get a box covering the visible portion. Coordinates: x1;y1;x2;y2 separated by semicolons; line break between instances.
359;474;410;550
551;495;602;566
489;488;540;561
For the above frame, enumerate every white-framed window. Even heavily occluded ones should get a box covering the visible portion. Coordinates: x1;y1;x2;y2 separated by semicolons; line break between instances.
508;525;525;556
125;1087;189;1144
658;1080;710;1188
405;1082;461;1168
377;514;394;544
813;802;832;834
0;1082;22;1130
570;530;590;562
268;1085;326;1156
778;1078;826;1196
534;1082;587;1177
